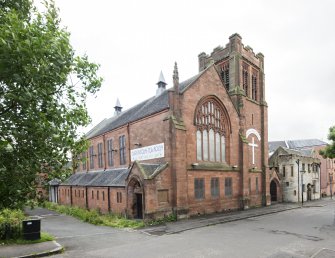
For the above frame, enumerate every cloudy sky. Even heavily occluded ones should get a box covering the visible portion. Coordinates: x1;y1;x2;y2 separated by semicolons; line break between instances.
52;0;335;141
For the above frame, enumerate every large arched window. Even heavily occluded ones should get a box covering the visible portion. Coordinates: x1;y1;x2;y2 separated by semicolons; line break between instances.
195;98;227;162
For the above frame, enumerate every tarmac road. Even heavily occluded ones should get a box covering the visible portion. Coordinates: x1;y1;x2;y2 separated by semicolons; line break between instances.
28;199;335;258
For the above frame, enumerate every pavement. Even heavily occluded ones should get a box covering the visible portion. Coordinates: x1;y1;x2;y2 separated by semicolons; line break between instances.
0;198;332;258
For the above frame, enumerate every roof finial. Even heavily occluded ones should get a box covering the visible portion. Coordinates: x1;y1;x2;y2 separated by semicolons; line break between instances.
173;62;179;94
173;62;179;81
114;98;122;116
156;71;167;96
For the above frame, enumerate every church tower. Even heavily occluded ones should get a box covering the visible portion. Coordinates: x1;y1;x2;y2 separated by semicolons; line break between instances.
198;33;270;208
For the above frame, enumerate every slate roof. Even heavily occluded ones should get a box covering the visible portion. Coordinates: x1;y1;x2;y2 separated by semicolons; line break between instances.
61;168;129;187
286;139;327;149
136;162;168;179
86;70;206;139
280;147;314;158
48;178;62;186
268;141;287;153
269;139;327;154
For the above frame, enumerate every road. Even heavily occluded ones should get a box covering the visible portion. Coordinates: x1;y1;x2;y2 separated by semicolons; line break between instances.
29;200;335;258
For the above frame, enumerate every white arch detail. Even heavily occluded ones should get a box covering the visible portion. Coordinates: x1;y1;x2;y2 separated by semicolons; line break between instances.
246;128;261;141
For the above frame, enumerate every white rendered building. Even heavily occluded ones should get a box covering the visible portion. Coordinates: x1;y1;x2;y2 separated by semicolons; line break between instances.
269;146;320;203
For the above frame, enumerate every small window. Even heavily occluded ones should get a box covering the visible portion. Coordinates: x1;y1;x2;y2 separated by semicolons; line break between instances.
255;177;259;194
283;166;286;177
92;190;94;199
286;182;289;186
211;178;219;197
194;178;205;199
302;163;305;171
117;192;122;203
102;191;105;201
225;177;232;197
97;190;99;200
291;166;294;177
294;190;297;196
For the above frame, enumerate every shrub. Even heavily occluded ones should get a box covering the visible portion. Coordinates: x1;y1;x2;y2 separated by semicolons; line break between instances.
0;209;25;240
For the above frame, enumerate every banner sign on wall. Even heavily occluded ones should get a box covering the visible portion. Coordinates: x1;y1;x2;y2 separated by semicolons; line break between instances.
130;143;164;161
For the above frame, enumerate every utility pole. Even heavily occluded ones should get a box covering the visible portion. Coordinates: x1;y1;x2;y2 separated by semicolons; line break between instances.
296;159;300;204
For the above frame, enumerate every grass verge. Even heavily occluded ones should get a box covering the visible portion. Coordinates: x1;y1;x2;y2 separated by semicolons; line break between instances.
43;202;144;228
1;232;54;245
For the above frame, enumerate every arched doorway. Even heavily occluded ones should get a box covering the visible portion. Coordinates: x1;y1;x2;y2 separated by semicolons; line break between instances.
270;180;277;202
127;177;144;219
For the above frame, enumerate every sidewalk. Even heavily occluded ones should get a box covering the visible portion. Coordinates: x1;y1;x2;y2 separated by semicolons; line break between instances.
141;199;331;236
0;240;63;258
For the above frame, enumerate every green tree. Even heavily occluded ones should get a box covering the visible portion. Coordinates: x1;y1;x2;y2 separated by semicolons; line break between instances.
319;126;335;159
0;0;102;209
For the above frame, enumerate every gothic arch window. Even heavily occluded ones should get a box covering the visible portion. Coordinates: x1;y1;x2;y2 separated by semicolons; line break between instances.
242;63;249;97
251;69;258;101
220;62;229;91
195;97;228;163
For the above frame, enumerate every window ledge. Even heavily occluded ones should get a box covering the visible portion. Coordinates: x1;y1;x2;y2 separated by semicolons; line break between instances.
188;162;240;172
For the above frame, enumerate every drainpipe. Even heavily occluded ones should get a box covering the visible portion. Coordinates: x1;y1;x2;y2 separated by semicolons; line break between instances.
70;186;73;205
85;186;88;209
108;187;111;213
103;134;107;170
127;123;131;166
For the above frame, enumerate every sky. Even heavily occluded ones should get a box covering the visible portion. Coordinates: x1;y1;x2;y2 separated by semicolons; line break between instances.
52;0;335;142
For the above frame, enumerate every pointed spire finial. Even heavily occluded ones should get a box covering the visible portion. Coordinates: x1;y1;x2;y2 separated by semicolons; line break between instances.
114;98;122;116
173;62;179;94
173;62;179;80
158;71;166;84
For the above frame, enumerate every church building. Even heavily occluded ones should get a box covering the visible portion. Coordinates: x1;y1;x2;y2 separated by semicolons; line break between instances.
58;33;272;219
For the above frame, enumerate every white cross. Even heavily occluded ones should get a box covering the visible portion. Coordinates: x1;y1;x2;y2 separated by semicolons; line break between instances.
248;137;258;165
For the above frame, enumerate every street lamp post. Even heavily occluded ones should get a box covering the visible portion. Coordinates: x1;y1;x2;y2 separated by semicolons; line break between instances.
301;170;304;206
330;173;333;200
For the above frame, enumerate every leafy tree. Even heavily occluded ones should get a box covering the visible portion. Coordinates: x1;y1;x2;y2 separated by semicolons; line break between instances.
0;0;102;209
319;126;335;159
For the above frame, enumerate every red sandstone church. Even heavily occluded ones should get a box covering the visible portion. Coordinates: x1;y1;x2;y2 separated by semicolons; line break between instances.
57;33;275;219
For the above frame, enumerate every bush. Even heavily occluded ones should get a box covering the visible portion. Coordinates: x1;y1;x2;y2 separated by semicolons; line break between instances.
0;209;25;240
44;202;144;228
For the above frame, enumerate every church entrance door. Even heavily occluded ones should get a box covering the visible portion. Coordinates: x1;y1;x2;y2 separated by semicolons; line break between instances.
135;193;143;219
270;180;277;202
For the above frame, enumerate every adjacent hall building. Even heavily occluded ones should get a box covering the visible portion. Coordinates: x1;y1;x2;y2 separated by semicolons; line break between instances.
58;33;272;219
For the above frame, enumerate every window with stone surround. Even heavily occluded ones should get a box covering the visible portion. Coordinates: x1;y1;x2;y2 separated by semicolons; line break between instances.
194;178;205;200
107;139;114;167
195;97;227;163
211;177;220;198
220;62;229;90
119;135;126;165
89;145;94;169
82;152;87;171
225;177;232;197
117;192;122;203
242;63;249;96
97;143;103;168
